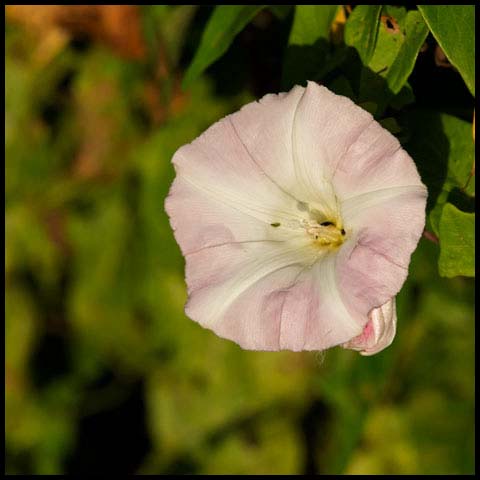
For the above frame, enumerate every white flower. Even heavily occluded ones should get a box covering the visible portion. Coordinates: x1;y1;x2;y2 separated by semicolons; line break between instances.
165;82;427;353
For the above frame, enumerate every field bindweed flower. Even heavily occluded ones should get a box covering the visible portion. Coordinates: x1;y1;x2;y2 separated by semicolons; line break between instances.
165;82;427;354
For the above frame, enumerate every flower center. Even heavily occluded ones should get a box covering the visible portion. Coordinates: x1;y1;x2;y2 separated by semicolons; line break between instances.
270;200;346;250
302;219;345;249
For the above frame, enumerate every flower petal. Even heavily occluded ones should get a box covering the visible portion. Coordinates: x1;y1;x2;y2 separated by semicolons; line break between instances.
184;241;364;351
291;81;374;211
342;297;397;356
340;184;426;226
165;176;289;256
276;254;363;351
191;264;305;351
337;190;426;321
184;240;317;329
229;85;307;200
230;82;376;212
169;112;301;231
333;119;426;202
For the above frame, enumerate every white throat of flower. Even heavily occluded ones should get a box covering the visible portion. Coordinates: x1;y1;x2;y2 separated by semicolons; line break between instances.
303;219;345;247
270;195;346;256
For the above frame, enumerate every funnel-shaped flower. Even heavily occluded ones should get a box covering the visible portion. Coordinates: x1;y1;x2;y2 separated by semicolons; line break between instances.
165;82;426;354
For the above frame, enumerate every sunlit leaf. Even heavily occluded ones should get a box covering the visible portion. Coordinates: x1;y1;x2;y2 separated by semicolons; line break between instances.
438;203;475;278
344;5;381;65
287;5;339;45
282;5;339;88
417;5;475;96
384;10;428;94
359;7;428;115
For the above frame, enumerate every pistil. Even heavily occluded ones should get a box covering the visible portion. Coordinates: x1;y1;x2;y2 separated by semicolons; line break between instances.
303;219;345;248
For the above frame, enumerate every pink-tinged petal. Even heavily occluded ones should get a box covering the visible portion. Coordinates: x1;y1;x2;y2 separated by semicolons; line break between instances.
342;298;397;356
276;254;363;351
170;109;300;229
185;242;364;352
229;85;306;200
184;240;318;325
194;264;305;351
341;184;427;226
230;82;376;210
333;119;425;201
165;176;287;256
290;82;425;209
183;241;316;350
337;190;426;321
291;82;374;210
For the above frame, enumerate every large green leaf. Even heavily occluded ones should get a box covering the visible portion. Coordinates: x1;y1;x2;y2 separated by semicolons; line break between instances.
282;5;339;88
401;110;475;236
384;10;428;94
358;7;428;115
417;5;475;96
438;203;475;278
344;5;382;65
182;5;266;89
287;5;339;45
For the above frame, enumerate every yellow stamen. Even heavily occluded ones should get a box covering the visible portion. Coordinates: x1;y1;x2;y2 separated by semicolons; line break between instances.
303;220;345;249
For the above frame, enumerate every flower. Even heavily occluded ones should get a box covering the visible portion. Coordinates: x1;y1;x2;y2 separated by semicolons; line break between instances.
165;82;427;354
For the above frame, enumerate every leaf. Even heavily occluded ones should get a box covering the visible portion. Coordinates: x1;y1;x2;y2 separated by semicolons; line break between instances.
182;5;266;89
405;111;475;196
358;7;428;115
268;5;292;20
379;117;402;135
417;5;475;96
389;82;415;110
282;5;339;88
401;110;475;235
329;74;355;100
438;203;475;277
344;5;382;65
384;10;428;94
287;5;339;45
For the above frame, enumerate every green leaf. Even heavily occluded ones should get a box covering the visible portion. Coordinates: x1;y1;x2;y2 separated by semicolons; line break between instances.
402;110;475;236
379;117;402;135
287;5;339;45
329;75;355;100
344;5;382;65
268;5;292;20
182;5;266;89
438;203;475;277
282;5;339;88
358;7;428;115
384;10;428;94
417;5;475;96
389;82;415;110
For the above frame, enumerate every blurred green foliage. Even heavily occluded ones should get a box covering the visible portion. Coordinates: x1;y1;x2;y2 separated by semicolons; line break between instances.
5;5;474;475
